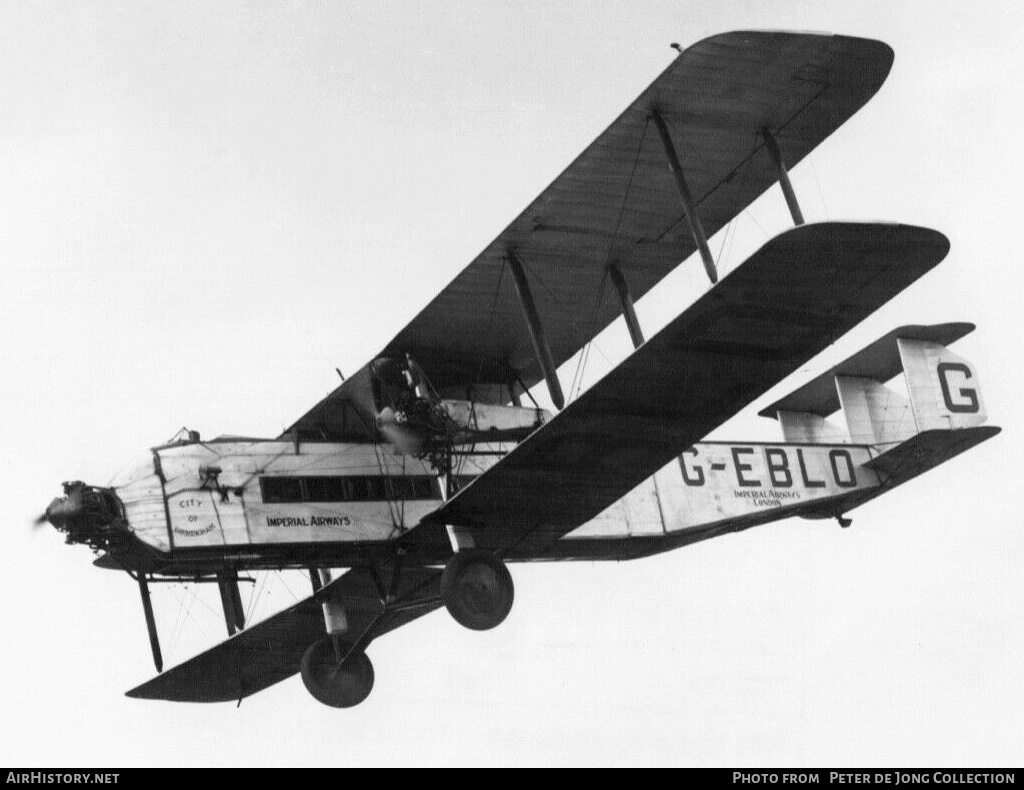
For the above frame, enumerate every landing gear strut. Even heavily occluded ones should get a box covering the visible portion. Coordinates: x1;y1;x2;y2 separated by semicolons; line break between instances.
301;567;374;708
299;638;374;709
441;549;514;631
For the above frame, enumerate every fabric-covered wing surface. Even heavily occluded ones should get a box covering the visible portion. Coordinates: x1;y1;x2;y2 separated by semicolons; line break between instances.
384;32;893;397
287;30;893;436
126;565;440;703
406;222;950;555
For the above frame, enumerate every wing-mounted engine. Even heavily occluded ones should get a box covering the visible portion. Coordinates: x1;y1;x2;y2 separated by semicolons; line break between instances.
371;355;551;463
283;354;550;463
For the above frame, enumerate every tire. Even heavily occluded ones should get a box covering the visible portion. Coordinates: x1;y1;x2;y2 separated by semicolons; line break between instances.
440;549;514;631
299;638;374;708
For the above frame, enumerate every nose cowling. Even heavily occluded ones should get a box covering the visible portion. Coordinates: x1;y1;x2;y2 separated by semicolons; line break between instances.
45;481;127;549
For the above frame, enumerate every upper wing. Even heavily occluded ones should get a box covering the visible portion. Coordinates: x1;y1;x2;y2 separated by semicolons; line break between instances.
287;30;893;436
403;222;950;555
126;564;440;703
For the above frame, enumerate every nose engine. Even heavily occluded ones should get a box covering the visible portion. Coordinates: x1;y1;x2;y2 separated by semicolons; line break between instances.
44;481;127;550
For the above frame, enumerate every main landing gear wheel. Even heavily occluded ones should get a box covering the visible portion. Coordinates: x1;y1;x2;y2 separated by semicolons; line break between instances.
300;638;374;708
441;549;514;631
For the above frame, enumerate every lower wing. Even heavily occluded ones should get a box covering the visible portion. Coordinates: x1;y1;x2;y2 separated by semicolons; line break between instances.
405;221;950;555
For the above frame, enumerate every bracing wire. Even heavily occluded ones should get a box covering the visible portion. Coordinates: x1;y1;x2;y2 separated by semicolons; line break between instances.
276;570;301;604
571;115;652;400
166;584;190;657
809;155;829;218
245;571;271;624
713;132;759;274
468;259;508;402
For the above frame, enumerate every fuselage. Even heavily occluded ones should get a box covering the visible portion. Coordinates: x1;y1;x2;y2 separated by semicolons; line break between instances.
51;434;885;576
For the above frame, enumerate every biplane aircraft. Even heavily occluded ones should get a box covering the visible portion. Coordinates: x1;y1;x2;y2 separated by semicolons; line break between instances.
40;31;999;708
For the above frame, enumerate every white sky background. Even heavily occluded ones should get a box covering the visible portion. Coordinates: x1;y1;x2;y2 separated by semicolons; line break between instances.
0;0;1021;767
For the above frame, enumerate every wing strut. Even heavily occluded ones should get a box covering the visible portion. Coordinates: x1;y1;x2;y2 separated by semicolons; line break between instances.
608;262;669;535
137;575;163;673
216;572;246;636
508;250;565;409
651;109;717;285
608;263;646;347
762;127;805;226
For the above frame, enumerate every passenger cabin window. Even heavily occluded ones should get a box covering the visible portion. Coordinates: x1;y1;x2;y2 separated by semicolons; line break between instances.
260;475;441;504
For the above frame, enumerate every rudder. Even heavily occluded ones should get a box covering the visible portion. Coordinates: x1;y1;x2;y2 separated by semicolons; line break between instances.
898;338;986;431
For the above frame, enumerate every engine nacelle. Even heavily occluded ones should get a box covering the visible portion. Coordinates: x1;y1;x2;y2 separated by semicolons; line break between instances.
370;355;551;456
45;481;127;550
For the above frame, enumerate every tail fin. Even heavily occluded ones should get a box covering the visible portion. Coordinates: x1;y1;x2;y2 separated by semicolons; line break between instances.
898;337;986;430
756;322;997;518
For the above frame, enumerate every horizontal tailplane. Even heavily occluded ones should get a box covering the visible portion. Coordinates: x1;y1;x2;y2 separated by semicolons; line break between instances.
759;323;987;445
755;322;998;518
